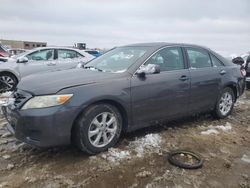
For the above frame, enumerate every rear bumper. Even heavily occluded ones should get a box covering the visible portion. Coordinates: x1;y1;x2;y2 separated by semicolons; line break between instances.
2;105;79;147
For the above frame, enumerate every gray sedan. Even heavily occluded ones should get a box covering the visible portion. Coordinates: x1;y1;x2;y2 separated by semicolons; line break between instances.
0;47;94;91
2;43;245;154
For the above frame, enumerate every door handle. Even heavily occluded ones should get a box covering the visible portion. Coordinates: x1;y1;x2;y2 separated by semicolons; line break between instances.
219;70;226;75
179;75;189;81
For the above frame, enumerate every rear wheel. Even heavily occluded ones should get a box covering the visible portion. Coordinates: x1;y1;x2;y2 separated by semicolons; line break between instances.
0;73;18;92
213;87;235;118
73;104;122;154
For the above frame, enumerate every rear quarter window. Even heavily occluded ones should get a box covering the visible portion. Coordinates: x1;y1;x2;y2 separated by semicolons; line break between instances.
186;48;212;69
210;54;224;67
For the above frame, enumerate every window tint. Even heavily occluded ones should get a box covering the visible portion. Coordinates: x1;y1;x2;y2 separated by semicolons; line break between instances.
145;47;184;71
210;54;224;67
186;48;212;69
26;49;54;61
58;49;79;60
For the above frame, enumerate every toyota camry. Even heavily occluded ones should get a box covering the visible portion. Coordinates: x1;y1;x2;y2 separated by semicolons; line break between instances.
2;43;245;154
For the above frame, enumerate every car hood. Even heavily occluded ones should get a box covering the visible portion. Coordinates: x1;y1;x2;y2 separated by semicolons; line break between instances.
18;68;125;95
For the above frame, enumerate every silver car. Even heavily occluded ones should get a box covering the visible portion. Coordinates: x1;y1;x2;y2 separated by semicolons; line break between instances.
0;47;94;91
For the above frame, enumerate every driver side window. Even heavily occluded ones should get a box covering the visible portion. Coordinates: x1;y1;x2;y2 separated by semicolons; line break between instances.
26;49;54;61
145;47;184;72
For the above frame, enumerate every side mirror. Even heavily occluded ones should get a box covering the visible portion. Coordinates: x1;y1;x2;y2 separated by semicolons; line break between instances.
232;57;244;66
136;64;160;77
17;56;28;63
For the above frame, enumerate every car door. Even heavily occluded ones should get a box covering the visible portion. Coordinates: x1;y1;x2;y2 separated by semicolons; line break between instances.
185;47;222;113
54;49;85;70
18;48;56;77
131;47;190;127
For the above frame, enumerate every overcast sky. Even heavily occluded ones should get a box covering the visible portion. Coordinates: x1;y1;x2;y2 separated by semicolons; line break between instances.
0;0;249;56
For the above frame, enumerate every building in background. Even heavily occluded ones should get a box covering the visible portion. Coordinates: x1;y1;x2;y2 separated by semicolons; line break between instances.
0;39;47;50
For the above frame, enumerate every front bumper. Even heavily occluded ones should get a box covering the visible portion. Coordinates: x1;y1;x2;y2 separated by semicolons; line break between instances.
2;105;79;147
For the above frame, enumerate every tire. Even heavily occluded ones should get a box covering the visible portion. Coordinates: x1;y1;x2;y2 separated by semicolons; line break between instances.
168;150;203;169
0;73;18;92
213;87;235;119
246;82;250;90
73;104;122;154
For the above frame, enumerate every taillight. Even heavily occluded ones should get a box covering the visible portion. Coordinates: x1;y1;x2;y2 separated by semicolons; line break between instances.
0;51;8;57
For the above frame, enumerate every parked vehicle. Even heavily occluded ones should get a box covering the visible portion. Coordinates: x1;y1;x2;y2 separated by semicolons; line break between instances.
244;55;250;89
240;53;250;89
0;47;94;91
0;44;9;62
232;53;250;89
2;43;245;154
84;50;102;57
8;48;26;56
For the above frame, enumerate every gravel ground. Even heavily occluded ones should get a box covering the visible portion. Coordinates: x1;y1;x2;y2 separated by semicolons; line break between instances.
0;91;250;188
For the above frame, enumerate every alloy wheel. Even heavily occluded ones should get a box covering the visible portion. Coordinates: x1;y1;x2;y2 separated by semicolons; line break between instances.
219;92;233;116
0;75;15;91
88;112;118;148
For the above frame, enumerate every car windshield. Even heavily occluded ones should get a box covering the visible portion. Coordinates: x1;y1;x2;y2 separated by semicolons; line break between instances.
84;47;149;73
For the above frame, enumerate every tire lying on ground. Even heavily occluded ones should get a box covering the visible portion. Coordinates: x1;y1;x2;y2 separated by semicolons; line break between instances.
168;150;203;169
73;103;122;155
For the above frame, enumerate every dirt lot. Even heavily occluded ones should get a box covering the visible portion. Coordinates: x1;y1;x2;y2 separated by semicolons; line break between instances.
0;91;250;188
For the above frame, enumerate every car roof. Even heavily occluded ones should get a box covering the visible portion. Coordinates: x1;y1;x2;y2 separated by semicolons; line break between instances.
122;42;211;50
25;47;95;58
32;46;80;51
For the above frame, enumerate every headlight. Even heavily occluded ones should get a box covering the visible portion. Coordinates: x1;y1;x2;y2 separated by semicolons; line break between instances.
21;94;73;110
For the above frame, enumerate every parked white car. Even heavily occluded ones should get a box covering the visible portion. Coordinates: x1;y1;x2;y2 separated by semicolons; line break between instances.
0;47;94;91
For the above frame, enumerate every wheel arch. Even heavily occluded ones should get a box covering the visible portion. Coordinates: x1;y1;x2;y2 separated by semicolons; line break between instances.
0;71;19;82
71;99;129;141
223;83;238;102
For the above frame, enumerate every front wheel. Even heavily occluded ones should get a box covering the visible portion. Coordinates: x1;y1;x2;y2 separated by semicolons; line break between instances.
213;87;235;118
0;73;18;92
73;104;122;154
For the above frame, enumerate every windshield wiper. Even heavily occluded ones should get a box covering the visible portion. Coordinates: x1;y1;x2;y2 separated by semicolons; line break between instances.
84;66;103;72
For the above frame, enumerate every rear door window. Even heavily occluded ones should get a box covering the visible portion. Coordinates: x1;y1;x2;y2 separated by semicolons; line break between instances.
210;54;224;67
186;48;212;69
